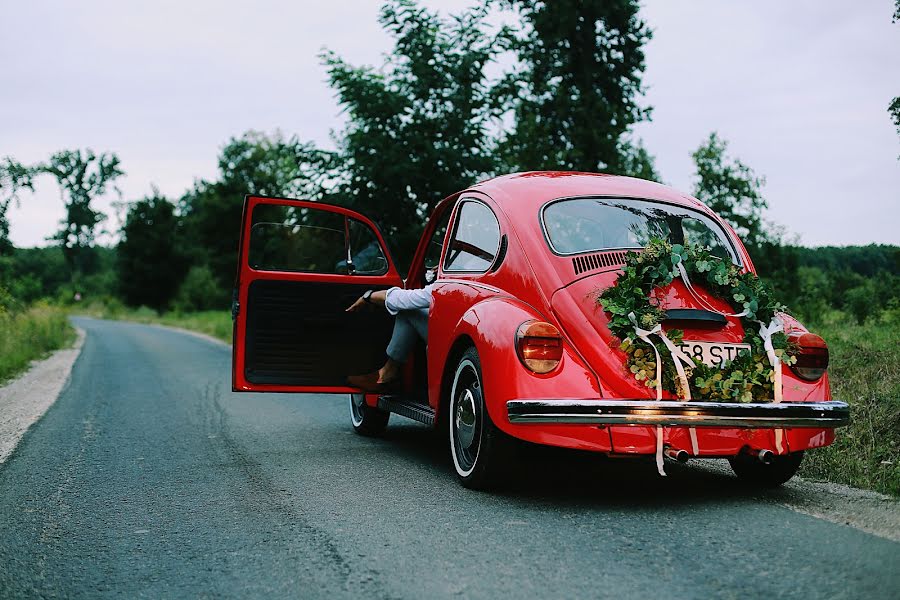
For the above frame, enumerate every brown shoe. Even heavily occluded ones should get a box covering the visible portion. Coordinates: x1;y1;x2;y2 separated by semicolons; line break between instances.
347;371;400;393
347;371;382;392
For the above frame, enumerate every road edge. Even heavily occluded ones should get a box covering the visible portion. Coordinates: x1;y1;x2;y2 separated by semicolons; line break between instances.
145;322;231;348
0;326;86;465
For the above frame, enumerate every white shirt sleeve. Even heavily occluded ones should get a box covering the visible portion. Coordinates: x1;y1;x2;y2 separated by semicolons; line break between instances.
384;284;435;316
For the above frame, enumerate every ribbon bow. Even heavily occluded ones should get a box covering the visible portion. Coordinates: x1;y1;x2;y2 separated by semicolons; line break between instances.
757;315;786;452
628;312;699;475
676;262;749;318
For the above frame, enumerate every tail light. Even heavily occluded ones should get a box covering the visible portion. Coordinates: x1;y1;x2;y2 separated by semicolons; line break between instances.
516;320;563;374
789;332;829;381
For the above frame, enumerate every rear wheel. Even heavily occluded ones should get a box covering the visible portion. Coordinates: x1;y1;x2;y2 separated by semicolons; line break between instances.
449;347;513;490
729;450;804;487
349;393;389;436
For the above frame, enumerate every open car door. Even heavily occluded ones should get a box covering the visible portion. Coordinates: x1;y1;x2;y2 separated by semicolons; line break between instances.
232;196;403;393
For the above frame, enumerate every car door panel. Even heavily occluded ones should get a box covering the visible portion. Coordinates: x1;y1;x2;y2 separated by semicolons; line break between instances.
233;196;403;393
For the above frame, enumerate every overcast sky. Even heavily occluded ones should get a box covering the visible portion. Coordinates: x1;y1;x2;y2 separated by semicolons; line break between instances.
2;0;898;247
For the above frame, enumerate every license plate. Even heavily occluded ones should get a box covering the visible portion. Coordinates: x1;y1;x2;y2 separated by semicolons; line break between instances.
679;341;751;368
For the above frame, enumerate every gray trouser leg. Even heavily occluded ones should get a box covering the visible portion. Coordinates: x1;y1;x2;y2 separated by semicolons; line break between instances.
385;308;429;363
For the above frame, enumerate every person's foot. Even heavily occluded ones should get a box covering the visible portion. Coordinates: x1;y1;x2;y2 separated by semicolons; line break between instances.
378;361;401;385
347;371;381;392
348;360;402;392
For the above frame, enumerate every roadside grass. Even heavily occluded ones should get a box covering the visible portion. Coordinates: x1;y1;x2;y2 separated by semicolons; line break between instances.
799;311;900;496
74;299;232;343
0;302;76;385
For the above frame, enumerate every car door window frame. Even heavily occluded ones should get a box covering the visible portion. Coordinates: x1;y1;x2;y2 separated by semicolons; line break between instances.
442;198;503;274
246;202;390;277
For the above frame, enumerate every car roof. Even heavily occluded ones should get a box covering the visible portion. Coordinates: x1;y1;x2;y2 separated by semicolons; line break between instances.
468;171;710;218
458;171;745;296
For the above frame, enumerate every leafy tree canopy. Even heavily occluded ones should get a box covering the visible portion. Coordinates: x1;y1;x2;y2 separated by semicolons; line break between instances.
691;132;770;248
117;189;189;310
38;149;123;278
179;131;338;290
0;158;35;255
497;0;655;177
322;0;509;266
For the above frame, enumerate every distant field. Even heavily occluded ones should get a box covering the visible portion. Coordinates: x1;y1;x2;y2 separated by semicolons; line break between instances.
799;312;900;496
0;303;75;384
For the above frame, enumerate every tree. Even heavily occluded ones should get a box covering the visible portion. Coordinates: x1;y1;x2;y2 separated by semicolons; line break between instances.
179;131;338;292
322;0;509;267
845;281;878;325
117;189;189;310
172;265;226;312
691;133;770;248
618;135;660;182
891;96;899;142
39;150;123;280
0;158;35;255
892;1;899;153
497;0;654;176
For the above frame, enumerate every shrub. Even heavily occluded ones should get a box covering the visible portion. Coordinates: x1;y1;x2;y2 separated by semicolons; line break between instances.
0;300;75;383
845;282;878;325
172;266;228;312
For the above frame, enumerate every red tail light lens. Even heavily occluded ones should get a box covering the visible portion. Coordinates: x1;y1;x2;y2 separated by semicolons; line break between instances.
516;321;563;374
790;332;829;381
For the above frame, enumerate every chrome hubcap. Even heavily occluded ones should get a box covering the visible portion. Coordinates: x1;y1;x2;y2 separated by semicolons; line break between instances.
455;389;477;449
350;393;365;425
450;358;482;477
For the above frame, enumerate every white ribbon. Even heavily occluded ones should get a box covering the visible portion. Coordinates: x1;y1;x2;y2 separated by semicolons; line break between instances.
628;312;699;472
638;263;787;464
653;321;700;455
628;313;694;402
757;316;786;453
655;426;666;477
676;262;749;318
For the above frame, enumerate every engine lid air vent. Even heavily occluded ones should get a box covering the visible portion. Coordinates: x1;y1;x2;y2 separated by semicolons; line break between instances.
572;250;630;275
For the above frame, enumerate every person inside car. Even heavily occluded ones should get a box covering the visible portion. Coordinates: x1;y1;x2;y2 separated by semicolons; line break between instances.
345;284;434;391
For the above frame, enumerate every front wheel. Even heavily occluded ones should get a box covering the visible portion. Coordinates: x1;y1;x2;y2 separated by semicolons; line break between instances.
448;347;513;490
729;450;804;487
349;393;389;436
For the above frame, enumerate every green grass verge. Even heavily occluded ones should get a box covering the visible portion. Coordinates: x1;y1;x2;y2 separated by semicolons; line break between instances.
0;303;76;385
75;300;232;343
799;311;900;496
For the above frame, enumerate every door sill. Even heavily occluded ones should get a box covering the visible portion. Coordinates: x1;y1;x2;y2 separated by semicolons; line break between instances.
377;395;435;426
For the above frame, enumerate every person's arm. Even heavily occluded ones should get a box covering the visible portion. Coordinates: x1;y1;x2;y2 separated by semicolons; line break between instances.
384;286;433;315
346;285;434;314
345;289;388;313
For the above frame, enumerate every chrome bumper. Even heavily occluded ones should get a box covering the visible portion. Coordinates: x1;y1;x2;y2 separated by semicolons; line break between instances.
506;399;850;428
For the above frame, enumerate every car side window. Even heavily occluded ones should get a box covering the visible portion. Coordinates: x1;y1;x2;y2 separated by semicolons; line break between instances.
424;208;453;271
248;204;387;275
443;200;501;273
348;218;389;275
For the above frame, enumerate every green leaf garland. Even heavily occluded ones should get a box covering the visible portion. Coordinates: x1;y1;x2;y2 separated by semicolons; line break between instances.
598;238;796;403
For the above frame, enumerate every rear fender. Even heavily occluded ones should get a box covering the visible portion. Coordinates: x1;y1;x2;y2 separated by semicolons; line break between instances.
440;298;602;433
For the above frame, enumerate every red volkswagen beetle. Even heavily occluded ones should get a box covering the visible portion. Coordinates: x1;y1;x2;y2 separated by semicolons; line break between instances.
231;172;849;489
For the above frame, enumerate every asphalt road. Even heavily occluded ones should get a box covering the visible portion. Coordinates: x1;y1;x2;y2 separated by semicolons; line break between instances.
1;318;898;599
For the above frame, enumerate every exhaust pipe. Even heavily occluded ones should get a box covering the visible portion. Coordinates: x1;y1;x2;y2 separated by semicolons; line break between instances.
664;446;689;463
757;449;775;465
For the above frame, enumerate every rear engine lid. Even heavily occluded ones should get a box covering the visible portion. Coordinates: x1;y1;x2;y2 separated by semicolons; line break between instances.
550;272;748;399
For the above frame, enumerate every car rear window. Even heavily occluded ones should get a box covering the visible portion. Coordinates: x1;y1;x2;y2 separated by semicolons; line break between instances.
542;197;739;264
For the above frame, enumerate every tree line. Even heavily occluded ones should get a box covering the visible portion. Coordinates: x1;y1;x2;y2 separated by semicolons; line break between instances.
1;0;897;326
